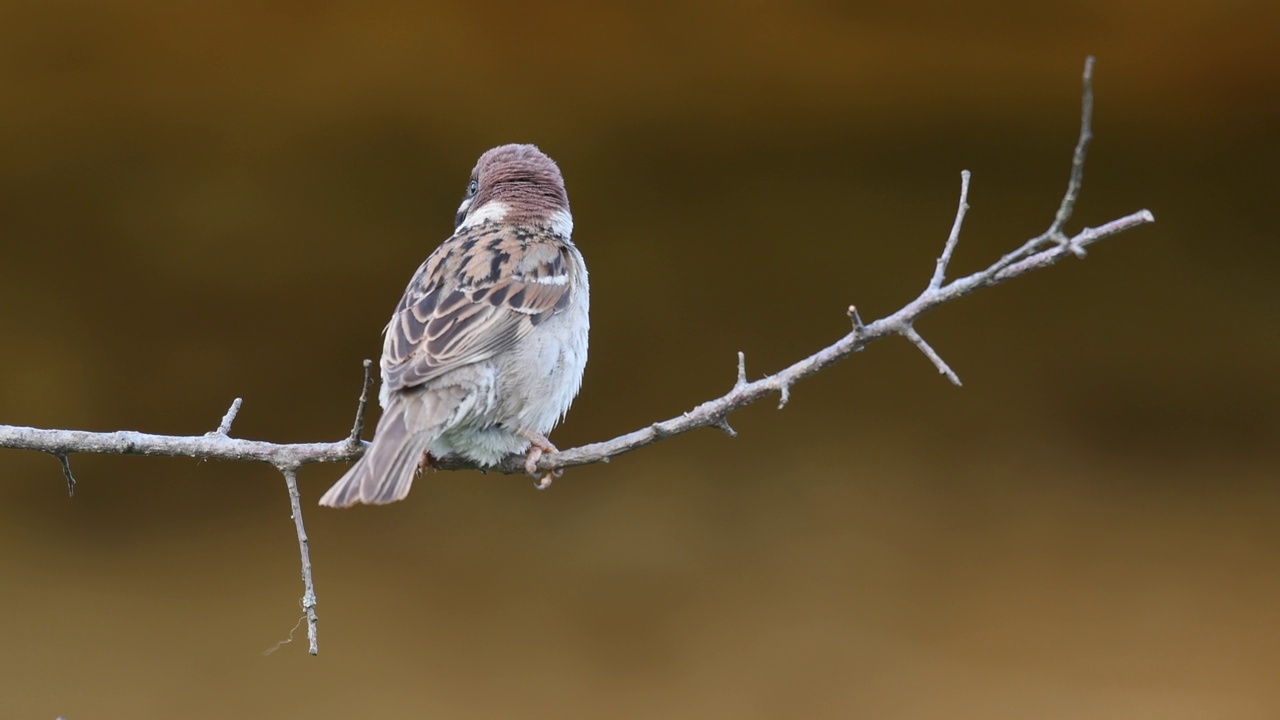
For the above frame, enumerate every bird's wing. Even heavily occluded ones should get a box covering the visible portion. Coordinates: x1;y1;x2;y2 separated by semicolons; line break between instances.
381;224;576;392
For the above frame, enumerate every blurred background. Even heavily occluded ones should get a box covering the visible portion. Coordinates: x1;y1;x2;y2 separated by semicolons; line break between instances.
2;0;1278;718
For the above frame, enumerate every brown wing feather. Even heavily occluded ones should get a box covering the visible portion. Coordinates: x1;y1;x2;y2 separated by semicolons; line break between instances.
382;223;575;392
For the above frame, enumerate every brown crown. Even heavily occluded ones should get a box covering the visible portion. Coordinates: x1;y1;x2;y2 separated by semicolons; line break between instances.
468;144;570;222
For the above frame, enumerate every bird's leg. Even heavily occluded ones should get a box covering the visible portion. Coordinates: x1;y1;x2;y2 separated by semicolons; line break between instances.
517;428;560;489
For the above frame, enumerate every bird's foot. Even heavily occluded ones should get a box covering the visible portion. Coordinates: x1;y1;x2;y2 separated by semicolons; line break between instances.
518;429;561;489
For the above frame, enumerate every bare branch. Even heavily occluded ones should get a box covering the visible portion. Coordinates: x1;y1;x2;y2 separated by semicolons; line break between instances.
0;425;361;466
0;59;1154;655
455;211;1150;476
0;57;1152;481
280;466;319;655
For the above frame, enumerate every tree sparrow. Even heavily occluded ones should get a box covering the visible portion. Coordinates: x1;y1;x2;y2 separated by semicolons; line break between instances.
319;144;589;507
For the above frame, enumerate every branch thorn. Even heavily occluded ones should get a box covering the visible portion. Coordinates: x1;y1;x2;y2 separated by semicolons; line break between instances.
847;305;865;332
54;453;76;497
210;398;243;437
734;351;748;390
715;417;737;438
902;325;963;387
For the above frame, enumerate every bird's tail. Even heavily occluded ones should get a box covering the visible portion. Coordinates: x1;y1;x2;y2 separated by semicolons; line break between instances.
318;400;439;508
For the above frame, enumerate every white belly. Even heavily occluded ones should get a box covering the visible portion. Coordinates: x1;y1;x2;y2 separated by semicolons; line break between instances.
429;251;589;465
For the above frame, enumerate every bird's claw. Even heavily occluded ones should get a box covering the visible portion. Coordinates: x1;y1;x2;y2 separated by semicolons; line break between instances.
519;429;561;490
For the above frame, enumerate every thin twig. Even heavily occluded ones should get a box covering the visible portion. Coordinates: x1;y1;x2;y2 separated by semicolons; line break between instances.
990;55;1098;274
347;359;375;449
930;169;971;290
280;466;319;655
1050;55;1096;244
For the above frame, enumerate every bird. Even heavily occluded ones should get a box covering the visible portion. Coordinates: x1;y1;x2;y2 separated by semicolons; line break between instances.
319;144;589;507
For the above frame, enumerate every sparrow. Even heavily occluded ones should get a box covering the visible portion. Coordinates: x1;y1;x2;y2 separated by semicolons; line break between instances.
319;144;589;507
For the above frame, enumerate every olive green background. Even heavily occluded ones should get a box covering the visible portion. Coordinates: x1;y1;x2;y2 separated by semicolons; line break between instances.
2;1;1278;718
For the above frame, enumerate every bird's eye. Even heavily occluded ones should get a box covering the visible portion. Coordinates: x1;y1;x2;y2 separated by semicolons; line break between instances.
467;179;478;197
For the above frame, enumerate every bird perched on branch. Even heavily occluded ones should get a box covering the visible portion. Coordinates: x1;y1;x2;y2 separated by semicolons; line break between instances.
319;144;589;507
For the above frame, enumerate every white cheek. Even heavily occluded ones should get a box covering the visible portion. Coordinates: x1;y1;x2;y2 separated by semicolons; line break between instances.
549;208;574;238
457;200;509;230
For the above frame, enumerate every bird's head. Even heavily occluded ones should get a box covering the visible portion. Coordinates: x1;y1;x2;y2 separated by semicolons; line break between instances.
454;144;572;237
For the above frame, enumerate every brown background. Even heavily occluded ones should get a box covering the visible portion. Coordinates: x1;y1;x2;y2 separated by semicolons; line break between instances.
2;1;1278;718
